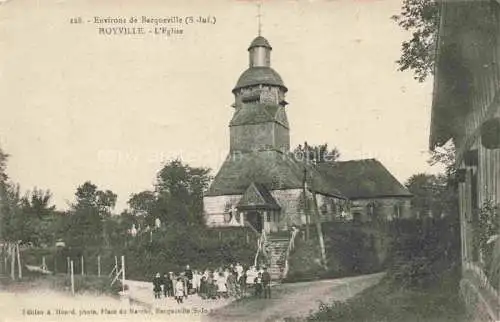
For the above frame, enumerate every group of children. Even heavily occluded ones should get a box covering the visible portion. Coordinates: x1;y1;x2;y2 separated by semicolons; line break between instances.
152;265;197;304
152;262;272;304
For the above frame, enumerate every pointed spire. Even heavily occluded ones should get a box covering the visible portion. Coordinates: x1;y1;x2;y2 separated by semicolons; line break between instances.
257;1;262;36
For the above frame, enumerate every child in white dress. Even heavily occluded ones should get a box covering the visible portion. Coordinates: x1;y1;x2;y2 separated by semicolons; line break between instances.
175;278;184;304
216;272;227;298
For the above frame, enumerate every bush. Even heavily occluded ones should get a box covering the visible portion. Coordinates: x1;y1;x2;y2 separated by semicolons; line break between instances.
284;239;325;282
20;224;259;282
284;222;386;283
385;216;461;289
115;224;258;281
303;278;466;322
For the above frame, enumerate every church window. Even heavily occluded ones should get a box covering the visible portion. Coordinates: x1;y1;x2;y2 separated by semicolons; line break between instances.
367;203;372;215
224;211;233;223
393;203;402;219
266;212;271;222
320;203;328;216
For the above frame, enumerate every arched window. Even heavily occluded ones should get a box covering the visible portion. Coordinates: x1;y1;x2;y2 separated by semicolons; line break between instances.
224;211;233;223
393;203;402;219
367;202;375;216
353;212;362;223
320;203;328;216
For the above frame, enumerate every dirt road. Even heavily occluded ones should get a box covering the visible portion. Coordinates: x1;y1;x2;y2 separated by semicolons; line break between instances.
203;272;385;322
0;273;383;322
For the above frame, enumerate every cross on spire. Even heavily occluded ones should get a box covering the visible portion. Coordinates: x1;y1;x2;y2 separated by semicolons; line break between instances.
257;1;262;36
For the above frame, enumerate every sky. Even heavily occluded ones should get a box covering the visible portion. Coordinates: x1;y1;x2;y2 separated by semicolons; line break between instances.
0;0;442;211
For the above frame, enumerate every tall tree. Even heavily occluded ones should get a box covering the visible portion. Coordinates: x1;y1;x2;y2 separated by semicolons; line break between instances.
392;0;440;82
428;143;458;217
428;143;456;180
21;188;55;219
0;147;9;241
18;188;57;246
2;184;23;242
67;181;117;247
0;147;8;186
406;142;458;219
153;159;212;226
128;190;156;217
405;173;447;217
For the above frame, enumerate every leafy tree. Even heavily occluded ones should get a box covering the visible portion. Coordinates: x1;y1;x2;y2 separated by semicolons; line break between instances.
152;159;211;226
428;143;456;181
0;147;8;186
0;147;9;240
405;173;447;218
66;181;117;248
1;183;24;242
0;147;60;246
21;188;55;219
392;0;440;82
128;190;156;222
17;188;57;246
73;181;116;214
406;142;458;219
428;143;458;217
293;142;341;165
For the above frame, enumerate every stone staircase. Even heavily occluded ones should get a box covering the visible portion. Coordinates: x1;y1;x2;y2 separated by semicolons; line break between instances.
263;238;290;281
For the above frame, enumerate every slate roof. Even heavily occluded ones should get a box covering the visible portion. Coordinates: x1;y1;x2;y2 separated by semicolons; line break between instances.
233;67;287;92
248;36;272;50
230;103;285;127
317;159;412;199
205;150;345;198
237;182;281;210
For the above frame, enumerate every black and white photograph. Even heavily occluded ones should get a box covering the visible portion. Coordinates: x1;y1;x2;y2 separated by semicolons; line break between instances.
0;0;499;321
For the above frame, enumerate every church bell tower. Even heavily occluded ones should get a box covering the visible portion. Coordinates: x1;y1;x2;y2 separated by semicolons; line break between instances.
229;35;291;153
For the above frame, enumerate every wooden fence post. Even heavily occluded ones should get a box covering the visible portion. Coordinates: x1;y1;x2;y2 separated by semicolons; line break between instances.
81;256;84;276
16;243;21;279
70;260;75;295
10;244;15;280
97;255;101;277
121;255;125;292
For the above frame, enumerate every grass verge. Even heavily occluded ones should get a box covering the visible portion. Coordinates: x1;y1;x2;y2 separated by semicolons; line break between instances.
289;276;467;322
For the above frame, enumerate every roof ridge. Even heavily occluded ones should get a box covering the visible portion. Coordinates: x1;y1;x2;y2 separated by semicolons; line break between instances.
328;158;378;164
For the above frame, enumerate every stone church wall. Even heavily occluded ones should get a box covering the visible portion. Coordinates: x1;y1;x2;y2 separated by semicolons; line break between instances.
350;197;412;222
314;193;350;222
204;194;243;227
271;190;347;227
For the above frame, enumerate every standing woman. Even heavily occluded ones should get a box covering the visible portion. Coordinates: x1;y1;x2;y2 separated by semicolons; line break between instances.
207;270;217;299
162;273;170;298
152;273;162;299
226;270;237;298
199;274;208;299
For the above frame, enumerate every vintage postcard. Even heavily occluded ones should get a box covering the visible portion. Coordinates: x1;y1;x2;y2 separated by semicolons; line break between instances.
0;0;499;321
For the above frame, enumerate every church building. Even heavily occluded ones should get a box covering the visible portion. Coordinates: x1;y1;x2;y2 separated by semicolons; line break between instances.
203;35;412;234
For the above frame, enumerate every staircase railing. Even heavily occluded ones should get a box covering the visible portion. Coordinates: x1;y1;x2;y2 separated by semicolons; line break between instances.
282;227;299;279
254;229;268;267
244;220;259;235
244;220;266;267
